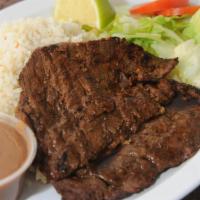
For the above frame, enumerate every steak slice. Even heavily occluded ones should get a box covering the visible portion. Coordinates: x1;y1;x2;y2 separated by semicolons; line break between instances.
17;81;165;180
54;104;200;200
17;38;177;180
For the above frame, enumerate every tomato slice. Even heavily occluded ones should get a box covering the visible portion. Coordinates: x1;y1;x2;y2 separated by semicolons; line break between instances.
159;6;200;16
157;0;189;7
130;0;189;15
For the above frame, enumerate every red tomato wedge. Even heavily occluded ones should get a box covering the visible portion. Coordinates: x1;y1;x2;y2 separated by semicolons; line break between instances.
130;0;189;15
159;6;200;16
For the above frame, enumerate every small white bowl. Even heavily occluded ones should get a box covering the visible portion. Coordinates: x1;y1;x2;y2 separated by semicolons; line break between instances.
0;113;37;200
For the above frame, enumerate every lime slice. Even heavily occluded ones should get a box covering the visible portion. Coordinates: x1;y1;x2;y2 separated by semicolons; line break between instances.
54;0;116;29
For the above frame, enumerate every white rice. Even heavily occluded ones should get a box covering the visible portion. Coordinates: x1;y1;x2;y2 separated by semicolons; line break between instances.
0;17;96;115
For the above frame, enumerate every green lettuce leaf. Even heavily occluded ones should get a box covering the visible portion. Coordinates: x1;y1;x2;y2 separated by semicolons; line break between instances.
183;9;200;43
170;40;200;87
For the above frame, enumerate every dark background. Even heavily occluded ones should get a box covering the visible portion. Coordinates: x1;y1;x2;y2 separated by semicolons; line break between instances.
0;0;199;199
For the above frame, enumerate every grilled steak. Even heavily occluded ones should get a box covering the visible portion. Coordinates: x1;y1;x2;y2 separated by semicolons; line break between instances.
52;76;200;200
16;37;200;200
16;38;178;180
54;104;200;200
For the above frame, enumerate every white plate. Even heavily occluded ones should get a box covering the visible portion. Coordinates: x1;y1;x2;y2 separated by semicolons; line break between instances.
0;0;200;200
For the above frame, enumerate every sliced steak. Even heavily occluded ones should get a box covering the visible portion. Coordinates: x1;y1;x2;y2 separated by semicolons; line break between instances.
54;104;200;200
17;38;177;180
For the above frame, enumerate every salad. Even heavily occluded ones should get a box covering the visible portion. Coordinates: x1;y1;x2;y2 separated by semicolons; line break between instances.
103;0;200;88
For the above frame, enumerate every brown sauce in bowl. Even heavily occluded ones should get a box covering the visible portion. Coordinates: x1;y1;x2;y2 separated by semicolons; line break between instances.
0;121;27;179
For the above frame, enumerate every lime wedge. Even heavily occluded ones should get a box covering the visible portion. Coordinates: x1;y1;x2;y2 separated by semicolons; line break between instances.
54;0;116;29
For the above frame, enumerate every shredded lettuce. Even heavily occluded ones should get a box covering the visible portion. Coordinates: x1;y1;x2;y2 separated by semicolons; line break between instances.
170;40;200;88
183;10;200;43
104;14;189;57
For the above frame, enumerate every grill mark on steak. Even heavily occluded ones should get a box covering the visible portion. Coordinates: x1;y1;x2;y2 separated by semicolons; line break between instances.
17;38;178;180
54;105;200;200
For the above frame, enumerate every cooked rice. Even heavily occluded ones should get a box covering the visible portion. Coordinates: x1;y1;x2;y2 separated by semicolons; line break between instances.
0;17;96;115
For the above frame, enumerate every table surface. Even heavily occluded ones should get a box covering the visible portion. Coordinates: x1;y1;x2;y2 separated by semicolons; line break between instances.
0;0;199;200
